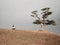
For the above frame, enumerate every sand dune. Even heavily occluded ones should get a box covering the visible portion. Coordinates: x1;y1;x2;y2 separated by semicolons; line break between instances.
0;29;60;45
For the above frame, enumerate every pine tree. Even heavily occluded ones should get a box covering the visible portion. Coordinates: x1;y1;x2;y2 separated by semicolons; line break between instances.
31;7;56;30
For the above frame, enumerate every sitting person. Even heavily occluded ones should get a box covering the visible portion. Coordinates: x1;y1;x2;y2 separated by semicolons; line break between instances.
12;25;15;30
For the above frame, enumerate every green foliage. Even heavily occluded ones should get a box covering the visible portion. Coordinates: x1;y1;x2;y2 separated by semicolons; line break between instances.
33;20;41;24
45;20;56;25
42;12;52;18
31;7;56;26
41;7;50;11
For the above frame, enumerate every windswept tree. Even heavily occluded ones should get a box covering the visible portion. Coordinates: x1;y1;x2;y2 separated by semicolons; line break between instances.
31;7;56;30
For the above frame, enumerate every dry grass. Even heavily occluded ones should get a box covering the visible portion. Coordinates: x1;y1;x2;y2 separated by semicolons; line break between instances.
0;28;60;45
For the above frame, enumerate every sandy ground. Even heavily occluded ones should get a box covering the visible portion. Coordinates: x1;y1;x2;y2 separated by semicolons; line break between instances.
0;28;60;45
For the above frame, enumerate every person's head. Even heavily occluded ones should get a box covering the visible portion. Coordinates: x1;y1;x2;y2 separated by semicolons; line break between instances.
12;25;14;27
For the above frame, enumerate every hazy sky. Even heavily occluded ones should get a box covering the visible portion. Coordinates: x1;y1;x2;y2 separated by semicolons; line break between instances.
0;0;60;35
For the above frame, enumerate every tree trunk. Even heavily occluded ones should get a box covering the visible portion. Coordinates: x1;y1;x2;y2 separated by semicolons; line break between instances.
41;23;43;30
42;18;45;30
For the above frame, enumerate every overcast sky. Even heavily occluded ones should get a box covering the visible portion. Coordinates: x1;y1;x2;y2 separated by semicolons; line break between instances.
0;0;60;35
